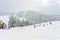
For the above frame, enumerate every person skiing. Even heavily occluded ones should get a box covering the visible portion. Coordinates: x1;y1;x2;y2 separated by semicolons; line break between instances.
43;24;45;26
34;25;36;28
50;21;52;24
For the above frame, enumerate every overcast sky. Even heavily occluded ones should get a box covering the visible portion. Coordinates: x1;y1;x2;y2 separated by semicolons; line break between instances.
0;0;60;15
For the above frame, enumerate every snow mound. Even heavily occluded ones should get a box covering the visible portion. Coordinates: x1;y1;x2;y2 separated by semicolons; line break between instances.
0;15;9;28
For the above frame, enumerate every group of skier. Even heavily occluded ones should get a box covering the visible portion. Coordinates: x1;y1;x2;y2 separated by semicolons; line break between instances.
34;22;52;28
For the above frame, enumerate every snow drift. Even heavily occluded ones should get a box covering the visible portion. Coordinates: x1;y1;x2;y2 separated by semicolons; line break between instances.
0;15;9;28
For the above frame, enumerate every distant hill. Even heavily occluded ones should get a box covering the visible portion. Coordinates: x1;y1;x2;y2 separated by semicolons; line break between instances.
0;11;13;16
8;10;60;27
16;10;55;23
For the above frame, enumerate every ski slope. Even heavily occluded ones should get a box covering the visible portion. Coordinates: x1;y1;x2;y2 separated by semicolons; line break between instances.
0;21;59;40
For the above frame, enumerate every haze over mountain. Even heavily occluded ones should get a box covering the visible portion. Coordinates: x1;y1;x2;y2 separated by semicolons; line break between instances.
0;0;60;15
17;10;60;21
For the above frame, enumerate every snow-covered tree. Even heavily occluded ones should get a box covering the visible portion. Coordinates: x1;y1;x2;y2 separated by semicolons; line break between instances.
8;14;33;28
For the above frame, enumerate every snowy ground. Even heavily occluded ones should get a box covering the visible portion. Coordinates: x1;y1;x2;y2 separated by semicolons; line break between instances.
0;21;59;40
0;15;59;40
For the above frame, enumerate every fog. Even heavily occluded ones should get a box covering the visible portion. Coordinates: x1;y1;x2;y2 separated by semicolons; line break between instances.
0;0;60;15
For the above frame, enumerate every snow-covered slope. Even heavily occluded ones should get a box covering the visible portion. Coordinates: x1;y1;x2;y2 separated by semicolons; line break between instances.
0;15;9;28
0;21;59;40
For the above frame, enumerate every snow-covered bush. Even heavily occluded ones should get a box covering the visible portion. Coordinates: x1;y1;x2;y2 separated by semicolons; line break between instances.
8;14;33;28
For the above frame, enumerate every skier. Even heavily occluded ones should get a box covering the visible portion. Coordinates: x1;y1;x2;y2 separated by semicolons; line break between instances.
50;21;52;24
43;24;45;26
34;25;36;28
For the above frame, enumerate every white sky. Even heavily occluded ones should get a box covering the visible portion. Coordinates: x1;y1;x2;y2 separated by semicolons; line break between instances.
0;0;60;15
56;1;60;4
0;0;50;12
